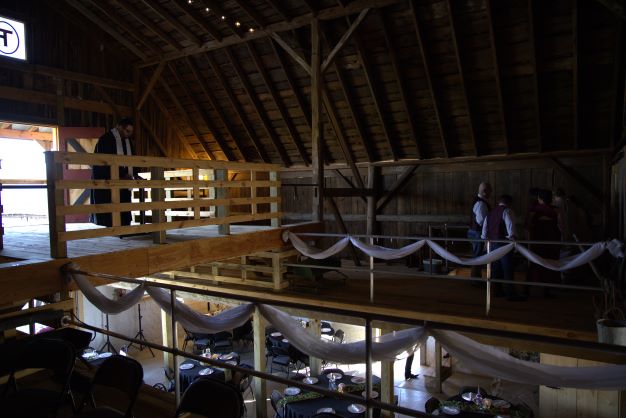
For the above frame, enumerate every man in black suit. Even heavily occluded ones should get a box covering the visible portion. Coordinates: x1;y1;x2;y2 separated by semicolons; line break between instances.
91;117;135;227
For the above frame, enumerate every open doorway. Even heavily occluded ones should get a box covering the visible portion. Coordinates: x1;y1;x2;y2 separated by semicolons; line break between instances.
0;121;56;227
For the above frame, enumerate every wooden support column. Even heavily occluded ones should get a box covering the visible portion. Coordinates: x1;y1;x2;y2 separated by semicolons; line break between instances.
216;169;230;235
379;326;395;417
270;170;281;228
133;67;142;156
151;167;166;244
253;307;268;418
45;152;66;258
161;309;174;376
326;197;361;266
55;78;65;126
311;19;324;222
366;165;378;237
308;318;322;375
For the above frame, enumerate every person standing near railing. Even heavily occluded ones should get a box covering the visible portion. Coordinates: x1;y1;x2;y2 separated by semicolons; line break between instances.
90;117;135;228
467;182;492;282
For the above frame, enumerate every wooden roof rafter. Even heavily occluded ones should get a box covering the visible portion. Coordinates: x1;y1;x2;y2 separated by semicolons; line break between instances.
409;0;449;158
446;0;478;157
185;56;248;162
197;0;243;38
167;61;236;161
485;0;510;154
527;0;543;152
205;52;270;162
321;8;370;73
112;0;182;49
64;0;147;60
231;0;266;28
139;0;203;46
158;78;216;160
168;0;223;42
137;61;166;111
265;0;291;22
379;9;423;159
246;40;310;165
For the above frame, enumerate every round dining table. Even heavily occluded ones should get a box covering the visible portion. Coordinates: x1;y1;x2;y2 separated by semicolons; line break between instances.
282;372;381;418
178;353;240;393
440;393;521;418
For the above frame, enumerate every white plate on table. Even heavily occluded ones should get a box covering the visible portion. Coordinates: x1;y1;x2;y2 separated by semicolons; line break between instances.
440;405;460;415
492;400;511;409
361;390;378;399
321;328;332;333
219;353;234;360
225;360;237;366
198;367;213;376
282;338;289;343
303;376;318;384
351;376;365;384
271;332;282;337
347;403;366;414
284;387;301;396
461;392;475;402
97;352;113;359
179;363;194;370
317;407;335;414
327;372;343;381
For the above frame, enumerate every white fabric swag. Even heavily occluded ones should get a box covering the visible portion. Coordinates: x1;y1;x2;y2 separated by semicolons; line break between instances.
287;232;623;271
145;287;255;334
258;304;425;363
69;270;145;314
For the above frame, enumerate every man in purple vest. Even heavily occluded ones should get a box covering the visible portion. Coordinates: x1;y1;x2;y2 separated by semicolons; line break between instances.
481;194;526;301
467;182;492;280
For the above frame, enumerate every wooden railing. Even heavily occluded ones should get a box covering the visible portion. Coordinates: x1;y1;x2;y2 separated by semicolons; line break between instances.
45;151;281;258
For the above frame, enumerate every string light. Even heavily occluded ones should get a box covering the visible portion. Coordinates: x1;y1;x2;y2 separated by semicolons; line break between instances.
183;1;255;34
221;15;226;20
205;7;209;12
187;0;192;3
235;21;241;27
249;28;254;32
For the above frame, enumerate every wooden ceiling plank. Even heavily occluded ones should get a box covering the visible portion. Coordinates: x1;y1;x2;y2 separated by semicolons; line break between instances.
270;32;312;75
185;56;247;161
158;78;216;160
169;0;223;41
200;0;243;38
149;89;199;159
139;0;203;46
547;158;603;206
527;0;543;152
113;0;182;49
447;0;478;157
265;0;291;21
322;87;366;189
138;0;405;67
205;53;269;162
321;8;369;73
270;39;311;129
247;41;310;165
167;62;234;160
485;0;510;154
224;46;291;166
86;0;161;56
137;61;166;111
64;0;147;60
409;0;449;158
380;10;423;159
352;31;399;160
231;0;266;28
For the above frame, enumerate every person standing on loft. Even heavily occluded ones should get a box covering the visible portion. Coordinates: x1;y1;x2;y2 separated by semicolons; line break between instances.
91;117;136;228
467;182;492;282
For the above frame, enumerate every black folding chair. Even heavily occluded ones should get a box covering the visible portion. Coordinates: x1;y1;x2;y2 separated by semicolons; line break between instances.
175;378;243;418
270;389;284;418
75;355;144;418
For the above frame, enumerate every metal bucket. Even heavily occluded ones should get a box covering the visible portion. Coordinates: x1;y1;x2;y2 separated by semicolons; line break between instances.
596;319;626;345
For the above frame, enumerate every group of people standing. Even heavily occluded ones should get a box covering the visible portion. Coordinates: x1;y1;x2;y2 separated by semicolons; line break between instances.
467;182;569;301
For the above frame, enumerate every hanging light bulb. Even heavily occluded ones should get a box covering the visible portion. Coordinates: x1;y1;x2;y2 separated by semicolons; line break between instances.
187;0;192;3
221;15;226;20
249;27;255;32
235;21;241;27
205;7;210;12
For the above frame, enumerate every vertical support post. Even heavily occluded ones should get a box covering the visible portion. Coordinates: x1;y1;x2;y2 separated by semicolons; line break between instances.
365;318;373;418
486;240;491;316
133;66;142;156
379;325;395;417
110;164;121;228
55;78;65;126
367;165;377;303
161;310;174;394
311;18;324;222
252;307;268;418
170;289;180;406
45;152;67;258
192;167;200;220
270;170;281;227
434;340;443;393
308;318;322;375
250;170;257;215
272;252;282;291
216;169;230;235
151;167;166;243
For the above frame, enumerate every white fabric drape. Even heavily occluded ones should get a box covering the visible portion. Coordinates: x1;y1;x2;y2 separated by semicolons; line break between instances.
350;238;427;260
430;330;626;390
515;242;609;271
70;270;145;314
427;240;515;266
145;287;255;334
258;304;426;363
289;232;351;260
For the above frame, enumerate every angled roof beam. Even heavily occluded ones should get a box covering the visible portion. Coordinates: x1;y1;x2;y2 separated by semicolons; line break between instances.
409;0;449;158
158;78;215;159
485;0;510;154
138;114;169;157
527;0;543;152
270;32;312;75
265;0;291;21
446;0;478;156
205;52;270;162
113;0;182;49
169;0;223;41
86;0;161;56
137;61;166;111
321;8;369;73
64;0;147;60
225;46;291;166
138;0;405;67
167;62;235;160
380;10;423;159
185;57;248;161
231;0;266;28
149;89;199;159
139;0;203;46
376;165;418;211
247;41;310;165
352;30;398;160
199;0;243;38
270;39;311;129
